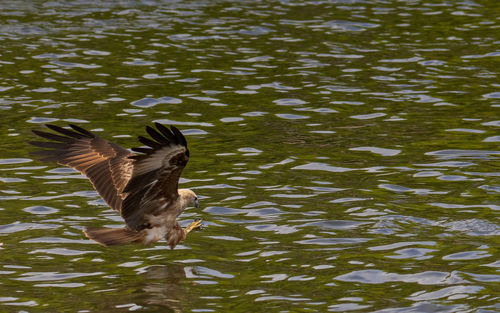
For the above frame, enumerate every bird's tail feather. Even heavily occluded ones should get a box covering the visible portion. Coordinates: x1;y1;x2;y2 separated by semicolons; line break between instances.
83;227;142;246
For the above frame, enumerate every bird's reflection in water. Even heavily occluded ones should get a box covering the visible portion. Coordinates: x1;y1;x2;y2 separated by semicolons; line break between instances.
138;263;194;312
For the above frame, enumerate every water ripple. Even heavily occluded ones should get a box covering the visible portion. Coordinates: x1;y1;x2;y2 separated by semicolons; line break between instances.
335;270;466;285
292;162;355;173
1;0;498;312
14;271;103;282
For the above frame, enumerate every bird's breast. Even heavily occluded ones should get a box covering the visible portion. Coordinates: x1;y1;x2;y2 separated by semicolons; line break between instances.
141;211;178;245
143;225;168;244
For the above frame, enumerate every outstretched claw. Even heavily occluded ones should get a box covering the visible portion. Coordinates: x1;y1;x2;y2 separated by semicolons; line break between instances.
184;219;203;234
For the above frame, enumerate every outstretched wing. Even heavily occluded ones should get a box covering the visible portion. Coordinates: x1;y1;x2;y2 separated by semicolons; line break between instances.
121;123;189;231
29;124;134;211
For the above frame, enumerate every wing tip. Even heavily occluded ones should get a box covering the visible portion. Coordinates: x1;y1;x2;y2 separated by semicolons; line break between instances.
168;124;188;147
132;122;188;156
32;123;95;142
69;124;95;137
31;129;43;136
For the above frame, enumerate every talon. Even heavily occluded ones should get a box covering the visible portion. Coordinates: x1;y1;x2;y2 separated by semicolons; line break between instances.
185;219;203;234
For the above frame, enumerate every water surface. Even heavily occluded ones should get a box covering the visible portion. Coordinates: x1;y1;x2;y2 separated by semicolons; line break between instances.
0;1;499;312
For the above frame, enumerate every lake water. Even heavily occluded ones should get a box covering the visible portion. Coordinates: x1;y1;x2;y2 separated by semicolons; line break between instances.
0;1;499;312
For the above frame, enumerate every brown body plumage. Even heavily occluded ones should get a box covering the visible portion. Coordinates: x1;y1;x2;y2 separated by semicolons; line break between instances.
30;122;201;249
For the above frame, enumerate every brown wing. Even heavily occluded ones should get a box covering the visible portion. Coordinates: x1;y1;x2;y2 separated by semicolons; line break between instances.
29;124;134;211
121;123;189;231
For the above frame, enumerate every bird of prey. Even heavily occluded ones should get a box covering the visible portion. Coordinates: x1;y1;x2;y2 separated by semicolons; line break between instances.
30;122;202;249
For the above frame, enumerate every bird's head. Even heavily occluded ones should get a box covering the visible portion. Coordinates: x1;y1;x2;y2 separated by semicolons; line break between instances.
178;188;200;209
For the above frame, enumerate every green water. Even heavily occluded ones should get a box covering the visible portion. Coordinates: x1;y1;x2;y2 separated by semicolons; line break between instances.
1;1;499;312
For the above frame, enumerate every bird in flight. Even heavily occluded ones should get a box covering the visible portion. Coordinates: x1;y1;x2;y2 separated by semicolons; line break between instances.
30;122;202;249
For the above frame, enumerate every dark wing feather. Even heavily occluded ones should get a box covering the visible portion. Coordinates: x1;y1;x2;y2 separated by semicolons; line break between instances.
146;126;169;145
29;124;134;211
121;124;189;231
156;122;179;144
